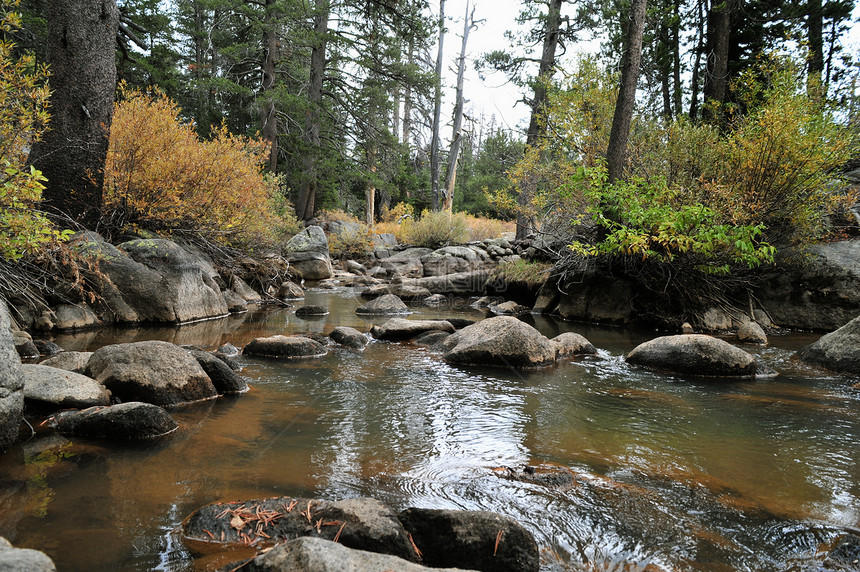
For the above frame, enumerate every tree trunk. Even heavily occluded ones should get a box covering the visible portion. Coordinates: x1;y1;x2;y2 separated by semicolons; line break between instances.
689;0;706;120
806;0;824;95
260;0;278;172
402;39;414;148
430;0;445;211
295;0;330;221
28;0;119;228
702;0;734;123
442;0;475;213
606;0;647;184
517;0;563;240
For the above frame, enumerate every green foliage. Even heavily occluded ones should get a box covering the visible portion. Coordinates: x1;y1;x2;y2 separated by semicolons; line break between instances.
565;165;776;274
0;0;70;261
405;210;470;247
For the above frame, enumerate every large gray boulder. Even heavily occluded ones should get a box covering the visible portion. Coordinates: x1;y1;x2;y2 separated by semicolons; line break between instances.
398;508;539;572
626;334;757;377
52;402;178;440
183;497;415;562
86;341;218;406
370;318;456;341
755;240;860;330
21;364;110;409
798;315;860;375
442;316;556;369
285;226;333;280
243;335;327;359
0;537;56;571
355;294;411;315
0;302;24;450
239;537;471;572
360;283;432;301
72;233;228;324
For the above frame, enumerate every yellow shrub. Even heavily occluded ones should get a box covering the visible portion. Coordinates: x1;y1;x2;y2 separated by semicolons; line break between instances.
103;87;285;247
405;210;470;247
464;215;515;241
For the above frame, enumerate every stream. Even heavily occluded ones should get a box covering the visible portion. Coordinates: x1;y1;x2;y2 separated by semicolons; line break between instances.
0;287;858;571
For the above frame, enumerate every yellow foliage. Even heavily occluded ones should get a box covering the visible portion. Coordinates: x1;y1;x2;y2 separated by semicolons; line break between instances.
405;210;470;247
463;215;514;241
103;87;287;247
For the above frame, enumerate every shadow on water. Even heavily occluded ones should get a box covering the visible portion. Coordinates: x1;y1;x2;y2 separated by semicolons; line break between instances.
1;288;858;570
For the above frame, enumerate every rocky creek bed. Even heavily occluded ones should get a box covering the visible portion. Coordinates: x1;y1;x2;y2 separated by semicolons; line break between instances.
0;287;858;571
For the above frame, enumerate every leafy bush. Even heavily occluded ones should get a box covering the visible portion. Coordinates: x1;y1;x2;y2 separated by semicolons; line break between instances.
491;259;553;288
405;210;470;247
103;87;289;247
0;1;66;261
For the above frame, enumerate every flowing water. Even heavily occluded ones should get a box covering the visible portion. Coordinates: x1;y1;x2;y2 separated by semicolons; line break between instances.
1;288;858;571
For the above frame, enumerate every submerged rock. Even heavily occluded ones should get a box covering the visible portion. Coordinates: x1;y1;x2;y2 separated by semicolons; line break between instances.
798;315;860;375
52;402;178;440
398;507;539;572
86;340;218;406
329;326;367;350
21;364;110;409
626;334;757;377
442;316;556;369
355;294;411;315
295;305;329;318
182;497;415;562
185;349;248;394
238;536;468;572
243;335;327;359
370;318;455;341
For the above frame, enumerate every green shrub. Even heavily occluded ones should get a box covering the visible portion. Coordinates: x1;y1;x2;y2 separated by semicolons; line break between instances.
0;1;68;261
328;226;373;259
406;210;470;247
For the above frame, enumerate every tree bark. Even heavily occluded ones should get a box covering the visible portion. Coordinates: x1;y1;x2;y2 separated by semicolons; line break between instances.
702;0;734;123
260;0;278;172
430;0;445;211
689;0;705;120
442;0;475;212
29;0;119;228
295;0;330;221
606;0;647;184
402;39;414;148
806;0;824;95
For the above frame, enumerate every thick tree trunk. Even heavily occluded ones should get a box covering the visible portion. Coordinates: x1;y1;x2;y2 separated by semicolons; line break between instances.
442;0;474;213
260;0;278;172
29;0;119;228
689;0;705;120
517;0;563;240
295;0;330;221
702;0;734;122
606;0;647;184
430;0;445;211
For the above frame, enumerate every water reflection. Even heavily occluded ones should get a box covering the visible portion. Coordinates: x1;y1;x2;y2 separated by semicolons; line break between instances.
0;289;857;570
